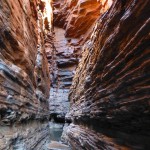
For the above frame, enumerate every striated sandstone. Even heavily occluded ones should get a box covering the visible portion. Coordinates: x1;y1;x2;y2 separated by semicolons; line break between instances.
0;0;53;149
63;124;150;150
0;121;50;150
48;0;112;121
54;0;112;38
48;27;78;121
0;0;51;125
1;0;149;149
65;0;150;149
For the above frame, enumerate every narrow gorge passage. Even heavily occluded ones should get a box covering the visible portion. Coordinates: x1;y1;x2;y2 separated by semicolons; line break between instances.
0;0;150;150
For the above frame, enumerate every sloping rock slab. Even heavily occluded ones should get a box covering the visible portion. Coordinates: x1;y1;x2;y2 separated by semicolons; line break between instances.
48;141;71;150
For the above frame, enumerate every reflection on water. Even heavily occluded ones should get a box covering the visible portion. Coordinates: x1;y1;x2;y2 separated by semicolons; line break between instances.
49;121;64;141
48;122;71;150
0;121;69;150
13;140;25;150
50;128;63;141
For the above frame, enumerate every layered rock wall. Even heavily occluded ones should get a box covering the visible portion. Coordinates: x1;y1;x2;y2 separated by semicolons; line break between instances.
48;27;77;120
0;121;50;149
48;0;112;121
0;0;52;149
65;0;150;149
0;0;51;124
54;0;112;38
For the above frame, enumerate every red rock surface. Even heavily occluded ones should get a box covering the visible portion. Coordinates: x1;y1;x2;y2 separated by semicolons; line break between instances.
0;0;52;149
64;0;150;149
0;0;149;149
54;0;112;38
0;0;51;124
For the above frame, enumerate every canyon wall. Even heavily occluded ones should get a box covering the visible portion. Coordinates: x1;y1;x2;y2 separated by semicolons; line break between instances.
48;27;77;121
48;0;112;121
64;0;150;149
0;0;149;149
0;0;52;149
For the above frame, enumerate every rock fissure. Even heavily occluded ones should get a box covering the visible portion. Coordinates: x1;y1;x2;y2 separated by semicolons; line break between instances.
0;0;150;149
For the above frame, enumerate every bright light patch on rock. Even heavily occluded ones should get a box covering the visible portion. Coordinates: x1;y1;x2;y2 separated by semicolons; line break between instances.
41;0;53;27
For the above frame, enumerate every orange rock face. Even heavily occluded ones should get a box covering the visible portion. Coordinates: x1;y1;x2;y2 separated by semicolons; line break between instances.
0;0;149;149
0;0;53;149
0;0;51;124
54;0;112;38
62;0;150;149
